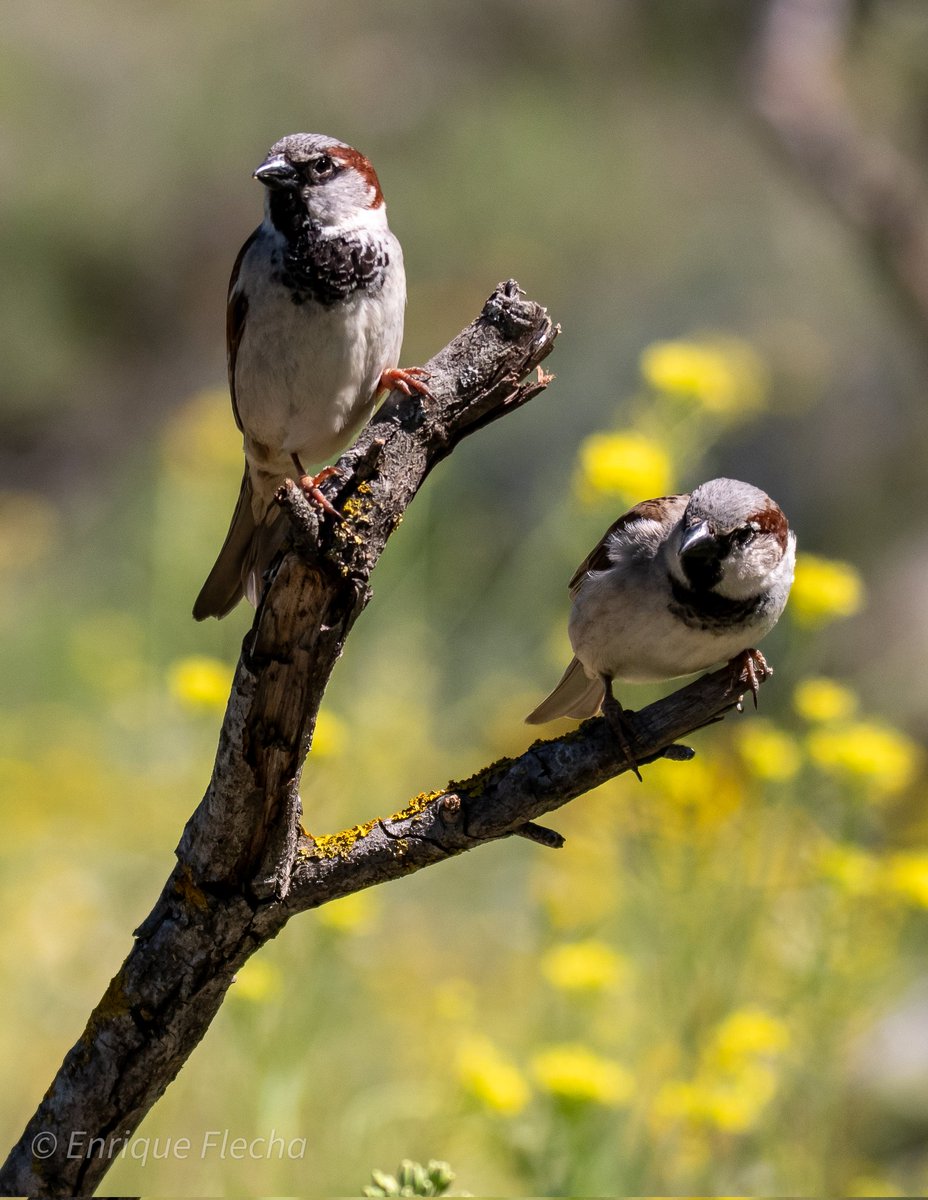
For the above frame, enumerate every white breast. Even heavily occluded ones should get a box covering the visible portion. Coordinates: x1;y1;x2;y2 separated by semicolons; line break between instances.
568;564;781;685
232;226;406;504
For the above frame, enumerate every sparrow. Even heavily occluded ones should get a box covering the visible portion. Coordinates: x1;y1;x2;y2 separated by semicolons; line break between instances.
193;132;429;620
526;478;796;774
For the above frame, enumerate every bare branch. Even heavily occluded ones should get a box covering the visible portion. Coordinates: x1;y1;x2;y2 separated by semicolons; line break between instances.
0;281;765;1197
1;280;558;1197
281;660;757;916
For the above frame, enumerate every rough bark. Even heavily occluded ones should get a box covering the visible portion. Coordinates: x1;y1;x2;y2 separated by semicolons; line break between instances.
0;281;767;1196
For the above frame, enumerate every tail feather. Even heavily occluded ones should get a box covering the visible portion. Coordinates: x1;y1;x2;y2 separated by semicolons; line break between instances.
525;656;605;724
193;473;286;620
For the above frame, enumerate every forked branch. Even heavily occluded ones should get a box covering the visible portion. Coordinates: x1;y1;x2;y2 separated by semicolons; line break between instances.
0;282;766;1197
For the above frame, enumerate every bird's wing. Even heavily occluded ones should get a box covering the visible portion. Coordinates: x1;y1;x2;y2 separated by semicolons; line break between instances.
226;228;260;434
568;494;687;597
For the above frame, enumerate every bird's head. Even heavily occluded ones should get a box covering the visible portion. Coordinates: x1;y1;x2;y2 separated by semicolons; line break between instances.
255;132;385;232
670;477;793;600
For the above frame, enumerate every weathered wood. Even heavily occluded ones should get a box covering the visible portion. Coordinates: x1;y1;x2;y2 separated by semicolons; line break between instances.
0;281;768;1196
0;281;557;1196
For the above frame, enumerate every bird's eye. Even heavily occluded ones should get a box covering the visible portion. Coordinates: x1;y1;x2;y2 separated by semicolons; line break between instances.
732;527;755;547
312;155;336;180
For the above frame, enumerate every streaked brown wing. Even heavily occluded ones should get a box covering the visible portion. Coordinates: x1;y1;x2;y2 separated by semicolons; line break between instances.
567;495;686;595
226;229;259;434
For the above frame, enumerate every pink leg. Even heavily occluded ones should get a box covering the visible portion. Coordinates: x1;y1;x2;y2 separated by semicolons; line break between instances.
379;365;434;399
291;456;342;520
730;648;772;709
600;675;643;783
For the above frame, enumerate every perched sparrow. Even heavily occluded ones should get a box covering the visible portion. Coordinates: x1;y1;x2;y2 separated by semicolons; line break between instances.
526;478;796;771
193;132;429;620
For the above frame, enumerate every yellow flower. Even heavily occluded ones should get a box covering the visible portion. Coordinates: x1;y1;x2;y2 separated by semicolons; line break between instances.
706;1008;791;1067
456;1036;530;1116
312;709;347;757
734;720;802;782
807;721;919;795
233;955;282;1003
790;554;864;628
652;1009;788;1136
816;843;880;896
645;754;744;831
531;1044;634;1107
167;655;232;712
883;852;928;907
652;1063;779;1135
575;431;673;505
698;1062;779;1133
540;940;629;992
639;336;767;414
317;889;376;933
793;677;858;723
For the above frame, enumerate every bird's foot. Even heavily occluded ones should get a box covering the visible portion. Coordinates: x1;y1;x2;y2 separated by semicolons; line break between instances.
601;677;643;783
378;365;434;400
730;648;772;710
292;460;343;521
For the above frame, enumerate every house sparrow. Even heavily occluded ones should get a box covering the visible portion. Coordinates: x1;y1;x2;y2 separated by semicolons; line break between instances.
193;132;429;620
526;478;796;774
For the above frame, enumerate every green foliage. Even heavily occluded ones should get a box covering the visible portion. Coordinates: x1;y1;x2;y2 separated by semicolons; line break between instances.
364;1159;456;1197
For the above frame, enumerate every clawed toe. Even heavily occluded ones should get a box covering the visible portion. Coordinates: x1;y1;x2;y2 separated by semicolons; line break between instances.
600;675;643;782
291;458;343;520
379;365;434;400
730;648;772;709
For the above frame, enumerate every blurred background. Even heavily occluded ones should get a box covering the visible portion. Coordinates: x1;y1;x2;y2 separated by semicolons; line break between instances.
3;0;928;1192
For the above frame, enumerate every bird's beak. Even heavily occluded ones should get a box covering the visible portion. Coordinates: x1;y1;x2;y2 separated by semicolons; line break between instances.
253;155;299;190
679;520;715;558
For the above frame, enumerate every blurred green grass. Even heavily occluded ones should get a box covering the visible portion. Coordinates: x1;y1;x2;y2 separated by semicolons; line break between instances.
4;1;928;1194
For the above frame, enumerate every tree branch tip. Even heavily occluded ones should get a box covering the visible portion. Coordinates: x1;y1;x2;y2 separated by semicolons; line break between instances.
661;744;696;762
481;279;552;340
513;821;565;850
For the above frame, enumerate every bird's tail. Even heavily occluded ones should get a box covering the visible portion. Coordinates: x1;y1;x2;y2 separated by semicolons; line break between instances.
525;656;605;724
192;472;287;620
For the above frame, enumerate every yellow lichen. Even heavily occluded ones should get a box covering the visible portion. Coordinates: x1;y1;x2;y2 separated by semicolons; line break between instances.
341;481;376;524
341;496;372;523
391;789;445;821
304;791;447;862
309;820;378;859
